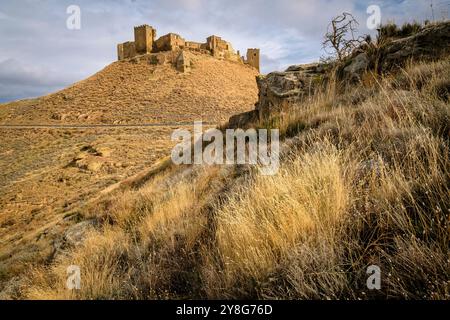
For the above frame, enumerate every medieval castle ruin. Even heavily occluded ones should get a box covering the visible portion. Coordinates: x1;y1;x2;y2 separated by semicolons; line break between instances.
117;25;260;72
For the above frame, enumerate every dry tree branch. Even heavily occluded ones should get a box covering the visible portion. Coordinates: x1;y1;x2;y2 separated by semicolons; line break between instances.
323;12;364;62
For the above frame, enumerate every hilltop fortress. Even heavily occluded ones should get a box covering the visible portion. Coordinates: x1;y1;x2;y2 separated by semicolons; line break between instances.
117;25;260;72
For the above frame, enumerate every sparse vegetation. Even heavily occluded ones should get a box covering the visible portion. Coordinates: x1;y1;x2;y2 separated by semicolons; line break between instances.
0;52;257;296
1;16;449;301
378;21;423;41
22;57;450;300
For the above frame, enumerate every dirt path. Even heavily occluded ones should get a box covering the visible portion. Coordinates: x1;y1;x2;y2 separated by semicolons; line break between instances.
0;122;212;129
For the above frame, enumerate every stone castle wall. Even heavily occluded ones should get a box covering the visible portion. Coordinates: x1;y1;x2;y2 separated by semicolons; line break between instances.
154;33;185;52
246;48;260;72
117;24;260;72
117;41;136;60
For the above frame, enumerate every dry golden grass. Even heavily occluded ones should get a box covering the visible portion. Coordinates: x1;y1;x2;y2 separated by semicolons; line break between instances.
208;145;349;295
17;58;450;300
24;165;227;299
0;50;254;296
0;126;179;290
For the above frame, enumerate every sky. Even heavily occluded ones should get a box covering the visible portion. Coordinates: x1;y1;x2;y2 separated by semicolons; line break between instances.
0;0;441;102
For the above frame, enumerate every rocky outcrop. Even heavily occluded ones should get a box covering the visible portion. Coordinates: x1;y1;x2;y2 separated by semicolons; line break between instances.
380;21;450;71
338;22;450;81
51;219;97;259
255;63;326;121
228;110;259;128
227;21;450;128
343;52;369;81
63;220;96;247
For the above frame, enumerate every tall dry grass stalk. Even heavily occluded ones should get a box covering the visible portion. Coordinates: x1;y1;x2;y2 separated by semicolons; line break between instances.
207;144;349;295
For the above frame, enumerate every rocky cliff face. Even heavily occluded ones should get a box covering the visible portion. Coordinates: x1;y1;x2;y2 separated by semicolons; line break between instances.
255;64;327;121
228;63;327;127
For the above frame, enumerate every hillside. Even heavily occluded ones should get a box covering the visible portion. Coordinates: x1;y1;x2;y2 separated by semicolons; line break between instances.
0;51;258;125
19;55;449;300
11;22;449;300
1;21;449;300
0;51;258;297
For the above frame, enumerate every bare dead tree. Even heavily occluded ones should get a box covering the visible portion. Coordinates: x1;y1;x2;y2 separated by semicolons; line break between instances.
322;12;364;62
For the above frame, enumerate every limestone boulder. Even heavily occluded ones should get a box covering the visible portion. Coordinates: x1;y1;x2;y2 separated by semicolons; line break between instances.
343;52;369;81
63;220;96;247
51;220;97;259
255;63;325;120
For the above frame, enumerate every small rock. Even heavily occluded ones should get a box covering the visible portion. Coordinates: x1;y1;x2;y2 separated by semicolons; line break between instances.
63;220;96;247
86;160;104;172
343;53;369;81
96;146;113;157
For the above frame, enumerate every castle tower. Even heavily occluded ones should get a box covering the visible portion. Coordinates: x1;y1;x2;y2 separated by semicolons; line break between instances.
206;35;222;56
117;43;125;61
246;48;260;72
134;25;156;54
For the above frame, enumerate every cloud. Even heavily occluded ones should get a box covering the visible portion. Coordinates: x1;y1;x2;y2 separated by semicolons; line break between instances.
0;59;68;86
0;0;435;102
0;58;76;102
0;11;9;20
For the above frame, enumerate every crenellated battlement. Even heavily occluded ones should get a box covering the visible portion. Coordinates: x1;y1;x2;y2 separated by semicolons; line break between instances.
117;24;260;72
